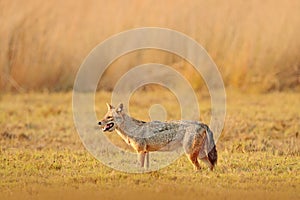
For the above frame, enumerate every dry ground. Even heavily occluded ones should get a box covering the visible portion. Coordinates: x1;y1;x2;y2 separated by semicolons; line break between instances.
0;90;299;199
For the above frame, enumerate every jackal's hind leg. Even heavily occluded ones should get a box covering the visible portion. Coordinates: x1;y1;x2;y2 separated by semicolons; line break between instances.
200;156;214;171
187;152;201;171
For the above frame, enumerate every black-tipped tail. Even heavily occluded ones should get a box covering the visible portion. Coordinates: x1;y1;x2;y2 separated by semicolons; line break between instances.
208;145;218;167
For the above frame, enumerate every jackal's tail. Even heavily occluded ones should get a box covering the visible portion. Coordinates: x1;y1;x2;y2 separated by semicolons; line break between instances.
204;125;218;167
208;145;217;167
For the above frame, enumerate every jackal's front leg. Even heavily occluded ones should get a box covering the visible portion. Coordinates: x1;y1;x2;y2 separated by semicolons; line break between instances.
138;152;149;169
139;152;146;168
146;152;149;169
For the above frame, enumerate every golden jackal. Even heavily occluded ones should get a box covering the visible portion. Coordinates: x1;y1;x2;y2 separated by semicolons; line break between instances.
98;103;217;171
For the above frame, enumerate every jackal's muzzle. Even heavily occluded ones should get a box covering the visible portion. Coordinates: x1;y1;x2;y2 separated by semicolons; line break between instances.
98;121;115;132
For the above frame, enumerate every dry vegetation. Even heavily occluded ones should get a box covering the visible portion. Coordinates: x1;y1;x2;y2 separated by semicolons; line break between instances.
0;0;300;199
0;91;299;199
0;0;300;92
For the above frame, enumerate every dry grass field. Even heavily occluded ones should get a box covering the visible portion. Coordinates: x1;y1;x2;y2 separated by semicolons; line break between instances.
0;0;300;199
0;0;299;92
0;90;299;199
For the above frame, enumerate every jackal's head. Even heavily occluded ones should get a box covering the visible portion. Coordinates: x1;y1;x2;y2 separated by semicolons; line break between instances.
98;103;123;132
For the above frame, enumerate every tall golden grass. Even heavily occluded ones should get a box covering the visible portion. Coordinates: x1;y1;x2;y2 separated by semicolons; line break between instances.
0;0;299;92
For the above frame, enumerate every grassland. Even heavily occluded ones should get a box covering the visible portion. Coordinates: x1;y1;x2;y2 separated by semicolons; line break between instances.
0;90;299;199
1;0;300;92
0;0;299;199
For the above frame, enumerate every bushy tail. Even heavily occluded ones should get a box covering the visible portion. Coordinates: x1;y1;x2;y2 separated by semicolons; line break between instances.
208;145;218;167
204;125;218;167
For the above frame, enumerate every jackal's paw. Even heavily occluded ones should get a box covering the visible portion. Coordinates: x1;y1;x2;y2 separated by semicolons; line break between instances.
193;167;202;172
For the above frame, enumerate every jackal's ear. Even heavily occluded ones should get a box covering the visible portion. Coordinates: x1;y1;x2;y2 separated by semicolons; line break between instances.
116;103;123;113
106;103;114;110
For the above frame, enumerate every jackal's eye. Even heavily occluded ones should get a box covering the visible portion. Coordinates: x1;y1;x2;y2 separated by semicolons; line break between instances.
107;116;113;120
